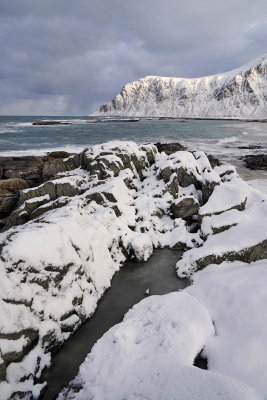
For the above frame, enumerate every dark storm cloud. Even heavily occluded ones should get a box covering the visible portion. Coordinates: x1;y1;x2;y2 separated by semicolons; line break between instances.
0;0;266;115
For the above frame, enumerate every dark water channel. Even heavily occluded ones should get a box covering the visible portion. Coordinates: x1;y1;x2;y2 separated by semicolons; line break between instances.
41;248;189;399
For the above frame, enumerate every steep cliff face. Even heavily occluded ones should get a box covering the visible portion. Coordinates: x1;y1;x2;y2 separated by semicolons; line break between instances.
96;55;267;118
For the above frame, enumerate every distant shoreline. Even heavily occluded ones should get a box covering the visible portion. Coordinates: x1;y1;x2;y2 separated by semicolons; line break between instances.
92;115;267;122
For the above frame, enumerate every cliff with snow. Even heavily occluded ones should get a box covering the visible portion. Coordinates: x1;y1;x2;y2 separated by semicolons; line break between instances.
96;55;267;119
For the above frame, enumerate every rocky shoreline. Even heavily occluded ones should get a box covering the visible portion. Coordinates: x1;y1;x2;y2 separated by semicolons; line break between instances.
0;141;266;399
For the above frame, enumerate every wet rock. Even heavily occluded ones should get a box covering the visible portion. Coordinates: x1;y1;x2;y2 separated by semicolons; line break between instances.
32;120;68;125
237;145;262;150
243;154;267;170
155;142;185;154
170;197;199;219
46;151;72;158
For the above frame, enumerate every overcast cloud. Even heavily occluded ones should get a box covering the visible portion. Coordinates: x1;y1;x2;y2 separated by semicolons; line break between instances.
0;0;266;115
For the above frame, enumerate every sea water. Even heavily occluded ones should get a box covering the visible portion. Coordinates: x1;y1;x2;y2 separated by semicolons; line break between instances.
0;116;266;169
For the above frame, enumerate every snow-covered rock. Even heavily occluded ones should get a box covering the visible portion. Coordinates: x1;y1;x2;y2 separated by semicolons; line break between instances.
188;259;267;397
58;289;263;400
0;140;266;398
176;166;267;277
96;54;267;119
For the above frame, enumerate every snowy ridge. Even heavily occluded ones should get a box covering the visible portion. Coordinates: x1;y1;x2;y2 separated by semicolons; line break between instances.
96;55;267;118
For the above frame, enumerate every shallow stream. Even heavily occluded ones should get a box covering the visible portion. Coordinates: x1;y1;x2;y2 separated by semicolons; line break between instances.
40;248;189;399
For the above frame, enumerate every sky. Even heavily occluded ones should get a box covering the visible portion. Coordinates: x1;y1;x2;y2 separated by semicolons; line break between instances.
0;0;267;115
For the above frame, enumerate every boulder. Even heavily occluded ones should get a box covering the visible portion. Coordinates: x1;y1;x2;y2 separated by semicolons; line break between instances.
46;151;72;158
171;197;199;219
122;233;153;262
243;154;267;170
155;142;185;154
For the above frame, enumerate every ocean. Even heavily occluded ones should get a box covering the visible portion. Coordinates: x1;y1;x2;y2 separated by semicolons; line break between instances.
0;116;266;171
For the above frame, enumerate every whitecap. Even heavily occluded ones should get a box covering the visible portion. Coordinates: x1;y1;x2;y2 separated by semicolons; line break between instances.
218;136;239;145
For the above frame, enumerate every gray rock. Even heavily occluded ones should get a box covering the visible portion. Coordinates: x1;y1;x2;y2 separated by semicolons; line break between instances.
207;154;221;168
0;357;6;382
243;154;267;170
30;198;70;220
3;180;80;230
157;166;174;183
177;166;201;188
196;239;267;270
171;197;199;219
165;175;179;198
46;151;72;158
200;197;247;219
0;329;38;369
0;192;18;216
155;142;185;154
202;181;219;204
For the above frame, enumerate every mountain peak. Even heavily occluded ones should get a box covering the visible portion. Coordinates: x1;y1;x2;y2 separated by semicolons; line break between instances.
96;55;267;119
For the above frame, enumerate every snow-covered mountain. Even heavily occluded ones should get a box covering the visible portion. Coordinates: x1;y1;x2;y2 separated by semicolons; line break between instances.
96;55;267;119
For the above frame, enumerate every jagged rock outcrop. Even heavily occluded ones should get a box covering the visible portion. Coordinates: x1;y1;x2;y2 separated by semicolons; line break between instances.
96;55;267;119
0;153;80;219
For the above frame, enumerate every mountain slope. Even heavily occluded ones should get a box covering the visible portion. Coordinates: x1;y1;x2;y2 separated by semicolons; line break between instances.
96;55;267;118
